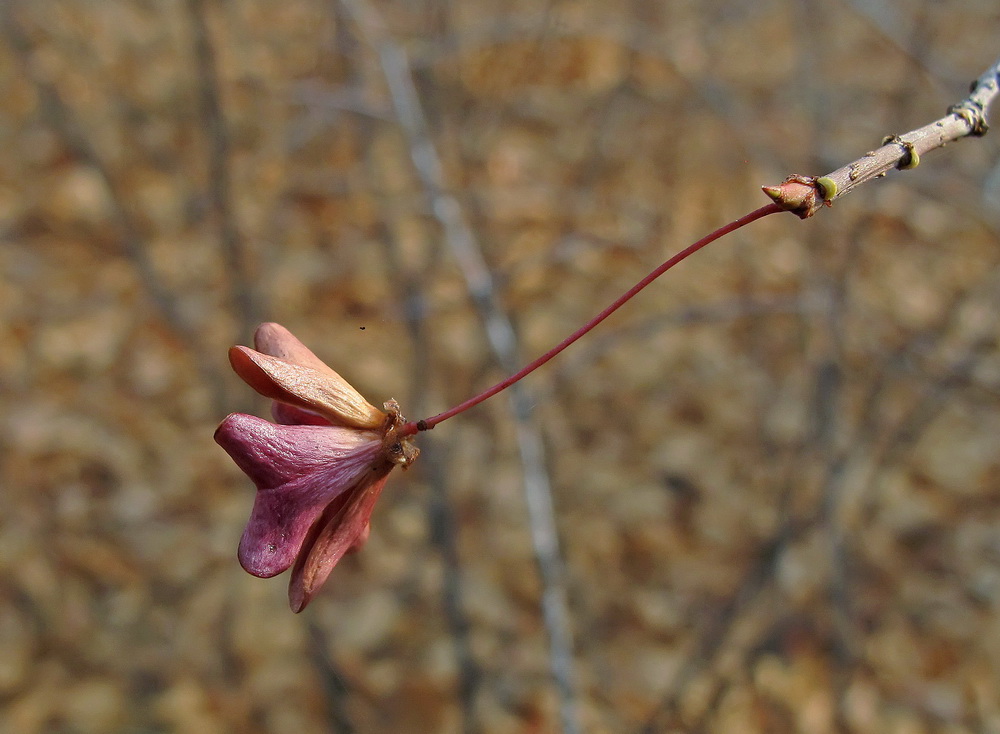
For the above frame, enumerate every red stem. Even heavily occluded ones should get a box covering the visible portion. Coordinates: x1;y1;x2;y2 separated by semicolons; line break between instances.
401;203;782;436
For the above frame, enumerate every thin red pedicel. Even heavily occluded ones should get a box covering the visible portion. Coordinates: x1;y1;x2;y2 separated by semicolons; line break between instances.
400;203;781;436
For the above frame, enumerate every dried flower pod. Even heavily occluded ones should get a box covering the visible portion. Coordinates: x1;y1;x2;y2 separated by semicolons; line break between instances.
216;323;418;611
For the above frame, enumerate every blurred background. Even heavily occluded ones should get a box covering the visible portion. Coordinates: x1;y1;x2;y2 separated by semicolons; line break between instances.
2;1;1000;732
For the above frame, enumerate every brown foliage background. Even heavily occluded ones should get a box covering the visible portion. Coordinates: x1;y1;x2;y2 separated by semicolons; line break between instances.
2;1;1000;732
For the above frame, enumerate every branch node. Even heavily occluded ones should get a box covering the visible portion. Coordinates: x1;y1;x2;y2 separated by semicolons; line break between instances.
947;101;989;137
881;135;920;170
815;176;838;201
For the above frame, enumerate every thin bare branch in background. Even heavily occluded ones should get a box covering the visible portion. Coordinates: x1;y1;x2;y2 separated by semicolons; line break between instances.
421;442;482;732
863;330;1000;504
307;621;358;734
338;1;580;730
312;0;484;723
186;0;258;333
366;150;483;734
395;287;484;732
639;522;796;733
841;0;963;92
0;1;230;411
813;229;1000;622
1;4;187;338
792;11;859;725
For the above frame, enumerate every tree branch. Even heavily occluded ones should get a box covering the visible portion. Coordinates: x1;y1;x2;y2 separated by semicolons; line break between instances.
337;2;581;730
186;0;258;331
763;55;1000;218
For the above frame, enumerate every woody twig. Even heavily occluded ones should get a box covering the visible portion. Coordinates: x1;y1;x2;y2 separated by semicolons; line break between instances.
764;55;1000;218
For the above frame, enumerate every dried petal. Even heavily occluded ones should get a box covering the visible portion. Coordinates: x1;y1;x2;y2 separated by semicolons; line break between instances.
214;413;387;578
349;522;371;552
288;473;391;612
253;322;340;375
229;346;385;430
